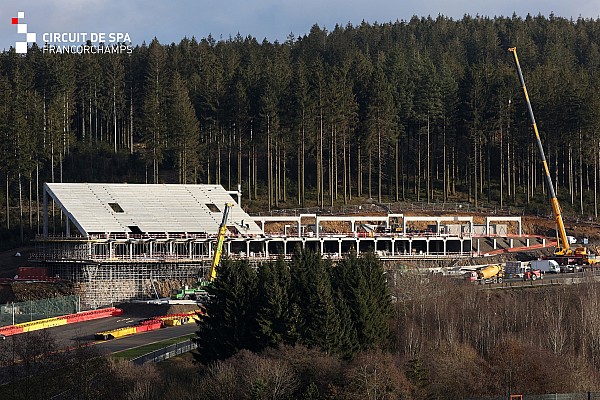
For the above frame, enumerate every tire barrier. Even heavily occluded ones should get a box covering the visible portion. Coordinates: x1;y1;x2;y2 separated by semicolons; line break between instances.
65;307;123;324
0;325;24;336
0;307;124;337
135;319;162;333
95;326;138;340
94;310;202;340
155;311;202;327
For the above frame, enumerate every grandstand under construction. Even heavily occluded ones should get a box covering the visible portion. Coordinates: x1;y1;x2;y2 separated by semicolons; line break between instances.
34;183;539;308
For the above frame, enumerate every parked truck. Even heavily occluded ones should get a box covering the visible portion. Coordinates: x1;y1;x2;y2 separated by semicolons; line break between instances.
468;264;504;284
505;261;528;279
529;259;560;274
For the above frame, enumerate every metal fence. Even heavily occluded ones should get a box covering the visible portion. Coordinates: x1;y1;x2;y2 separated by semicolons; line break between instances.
474;393;600;400
131;339;196;365
0;295;80;326
253;201;529;217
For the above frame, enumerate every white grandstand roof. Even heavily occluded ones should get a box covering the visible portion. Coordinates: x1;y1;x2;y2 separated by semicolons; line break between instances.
43;183;263;237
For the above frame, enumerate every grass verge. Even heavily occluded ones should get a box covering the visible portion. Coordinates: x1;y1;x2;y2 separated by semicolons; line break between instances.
111;333;195;361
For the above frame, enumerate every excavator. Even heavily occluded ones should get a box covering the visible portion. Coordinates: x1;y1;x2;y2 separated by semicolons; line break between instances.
509;47;595;266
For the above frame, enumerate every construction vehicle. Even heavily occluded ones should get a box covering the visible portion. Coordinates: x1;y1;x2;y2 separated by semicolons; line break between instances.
509;47;596;267
529;259;560;274
523;269;543;281
209;203;233;281
170;285;208;300
169;203;233;301
467;264;504;284
505;261;528;279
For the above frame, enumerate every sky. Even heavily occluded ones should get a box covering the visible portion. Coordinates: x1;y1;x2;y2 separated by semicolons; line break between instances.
0;0;599;51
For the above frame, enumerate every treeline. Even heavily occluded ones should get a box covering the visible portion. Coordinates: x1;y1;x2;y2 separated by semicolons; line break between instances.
3;14;600;237
191;254;600;398
194;250;392;363
6;256;600;398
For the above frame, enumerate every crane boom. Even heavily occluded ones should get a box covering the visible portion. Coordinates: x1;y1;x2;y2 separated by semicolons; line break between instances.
209;203;233;281
508;47;570;254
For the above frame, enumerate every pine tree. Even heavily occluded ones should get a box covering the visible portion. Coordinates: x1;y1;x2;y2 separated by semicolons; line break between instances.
359;252;393;348
254;258;290;349
333;289;360;359
167;71;200;183
332;251;393;351
193;258;258;364
141;38;167;183
289;249;342;354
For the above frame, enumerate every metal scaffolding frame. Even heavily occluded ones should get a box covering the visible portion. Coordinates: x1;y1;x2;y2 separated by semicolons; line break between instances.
46;259;208;308
33;182;525;308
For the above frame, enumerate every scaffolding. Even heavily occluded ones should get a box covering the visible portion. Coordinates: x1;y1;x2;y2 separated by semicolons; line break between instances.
34;183;525;309
46;260;208;308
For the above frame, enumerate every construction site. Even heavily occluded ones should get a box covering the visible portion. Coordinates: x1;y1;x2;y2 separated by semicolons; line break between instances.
16;182;555;308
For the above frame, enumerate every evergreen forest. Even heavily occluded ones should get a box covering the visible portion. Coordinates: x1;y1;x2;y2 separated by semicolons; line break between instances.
5;253;600;398
3;14;600;244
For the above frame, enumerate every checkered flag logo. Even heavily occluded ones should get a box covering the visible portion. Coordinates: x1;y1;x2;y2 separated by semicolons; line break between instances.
12;12;36;54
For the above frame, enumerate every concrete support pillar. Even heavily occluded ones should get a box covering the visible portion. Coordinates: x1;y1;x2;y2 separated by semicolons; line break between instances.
43;188;48;237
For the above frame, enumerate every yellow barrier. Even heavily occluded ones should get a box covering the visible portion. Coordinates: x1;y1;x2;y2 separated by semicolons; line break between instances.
112;327;137;338
17;316;68;333
95;326;137;340
162;318;181;327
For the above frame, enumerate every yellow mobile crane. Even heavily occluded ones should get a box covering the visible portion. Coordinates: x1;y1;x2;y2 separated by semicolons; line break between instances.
209;203;234;281
509;47;593;266
170;203;234;300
